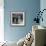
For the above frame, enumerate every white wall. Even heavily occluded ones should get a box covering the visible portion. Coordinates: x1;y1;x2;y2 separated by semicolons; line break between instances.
0;0;4;42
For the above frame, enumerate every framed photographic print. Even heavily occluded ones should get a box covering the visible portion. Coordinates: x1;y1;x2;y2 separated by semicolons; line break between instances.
11;12;25;26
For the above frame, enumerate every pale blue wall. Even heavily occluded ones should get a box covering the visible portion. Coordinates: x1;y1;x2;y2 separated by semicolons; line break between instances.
4;0;40;42
40;0;46;27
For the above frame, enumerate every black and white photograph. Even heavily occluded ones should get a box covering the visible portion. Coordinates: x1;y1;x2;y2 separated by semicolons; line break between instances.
11;12;25;26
